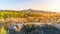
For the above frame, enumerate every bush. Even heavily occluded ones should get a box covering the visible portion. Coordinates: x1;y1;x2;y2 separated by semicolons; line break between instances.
0;27;7;34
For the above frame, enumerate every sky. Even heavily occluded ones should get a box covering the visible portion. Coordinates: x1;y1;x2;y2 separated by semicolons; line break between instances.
0;0;60;12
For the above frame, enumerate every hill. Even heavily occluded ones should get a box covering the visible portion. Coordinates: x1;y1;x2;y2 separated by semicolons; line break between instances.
0;9;60;25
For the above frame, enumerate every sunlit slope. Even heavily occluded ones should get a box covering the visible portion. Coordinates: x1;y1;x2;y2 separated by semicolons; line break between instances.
0;9;60;24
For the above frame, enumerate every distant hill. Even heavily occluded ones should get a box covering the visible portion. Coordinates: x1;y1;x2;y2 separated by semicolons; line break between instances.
21;9;58;14
0;9;58;14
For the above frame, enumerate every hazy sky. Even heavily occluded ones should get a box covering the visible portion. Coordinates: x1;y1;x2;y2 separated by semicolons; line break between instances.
0;0;60;12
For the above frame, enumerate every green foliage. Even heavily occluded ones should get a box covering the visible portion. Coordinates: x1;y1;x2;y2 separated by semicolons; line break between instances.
0;11;26;19
0;27;7;34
